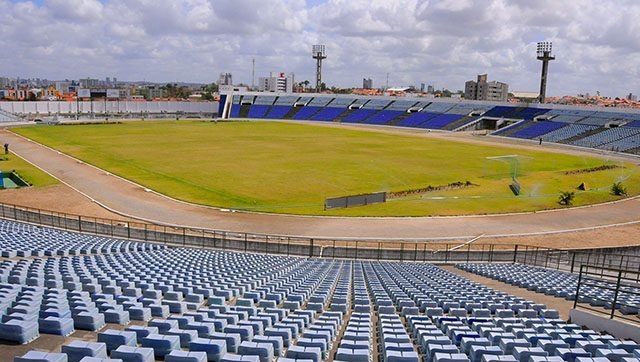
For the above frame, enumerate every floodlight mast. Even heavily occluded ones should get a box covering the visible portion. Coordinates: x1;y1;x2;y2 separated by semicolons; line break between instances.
312;45;327;92
536;41;555;104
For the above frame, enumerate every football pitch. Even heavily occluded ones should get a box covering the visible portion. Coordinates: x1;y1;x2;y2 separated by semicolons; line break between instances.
13;120;640;216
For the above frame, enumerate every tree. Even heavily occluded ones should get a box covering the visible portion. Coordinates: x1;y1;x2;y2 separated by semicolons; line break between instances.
558;191;575;206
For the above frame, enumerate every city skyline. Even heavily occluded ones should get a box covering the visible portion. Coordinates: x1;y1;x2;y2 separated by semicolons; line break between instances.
1;0;638;97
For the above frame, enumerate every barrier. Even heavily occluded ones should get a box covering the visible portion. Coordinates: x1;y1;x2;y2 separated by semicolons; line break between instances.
324;192;386;210
0;201;638;265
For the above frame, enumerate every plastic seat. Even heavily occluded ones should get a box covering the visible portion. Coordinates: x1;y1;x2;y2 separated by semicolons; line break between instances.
14;351;68;362
0;319;39;344
470;345;503;362
512;347;548;362
434;352;471;362
38;316;75;336
219;355;259;362
204;332;241;353
97;329;137;353
335;347;370;362
111;345;155;362
164;328;199;348
237;341;274;362
285;345;321;362
189;337;227;362
164;350;208;362
140;333;180;359
61;341;108;362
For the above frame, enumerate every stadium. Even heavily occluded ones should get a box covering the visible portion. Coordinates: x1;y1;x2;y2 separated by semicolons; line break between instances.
0;91;638;362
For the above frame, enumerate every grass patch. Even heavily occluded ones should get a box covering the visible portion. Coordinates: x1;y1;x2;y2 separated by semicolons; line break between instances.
12;120;640;216
0;154;58;187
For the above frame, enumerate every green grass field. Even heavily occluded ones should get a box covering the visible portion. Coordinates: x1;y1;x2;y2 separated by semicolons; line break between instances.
0;153;58;188
13;120;640;216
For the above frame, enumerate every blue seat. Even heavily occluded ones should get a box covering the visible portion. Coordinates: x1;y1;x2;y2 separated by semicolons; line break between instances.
125;326;159;341
110;345;155;362
512;347;548;362
61;341;108;362
237;341;274;362
164;350;208;362
224;325;253;342
285;345;322;362
434;352;471;362
0;319;39;344
165;328;199;348
554;348;592;362
97;329;137;353
189;337;227;362
335;347;370;362
72;311;105;331
14;351;68;362
538;340;570;354
385;350;421;362
219;355;259;362
470;346;503;362
595;349;634;362
427;344;459;362
252;335;284;356
140;333;180;359
148;318;179;333
481;356;517;362
499;339;531;355
38;316;75;336
204;332;241;353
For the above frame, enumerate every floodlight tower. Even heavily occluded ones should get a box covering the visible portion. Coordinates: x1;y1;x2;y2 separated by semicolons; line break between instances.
312;45;326;92
536;41;555;103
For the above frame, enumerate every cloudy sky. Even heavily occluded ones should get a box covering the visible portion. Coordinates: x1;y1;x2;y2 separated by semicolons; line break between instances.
1;0;638;97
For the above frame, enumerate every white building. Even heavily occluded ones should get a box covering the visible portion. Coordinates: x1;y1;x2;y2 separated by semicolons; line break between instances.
258;72;295;93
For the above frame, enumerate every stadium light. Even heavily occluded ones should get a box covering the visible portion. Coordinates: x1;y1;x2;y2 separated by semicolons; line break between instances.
536;41;555;104
312;45;327;93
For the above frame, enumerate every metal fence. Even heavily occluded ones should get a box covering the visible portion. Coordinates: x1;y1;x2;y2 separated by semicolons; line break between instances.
1;201;639;268
573;264;640;324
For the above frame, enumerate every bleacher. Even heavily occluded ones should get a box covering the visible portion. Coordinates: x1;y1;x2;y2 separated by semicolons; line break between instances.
421;114;465;129
364;110;405;125
571;127;640;150
510;121;566;140
624;120;640;128
456;263;640;315
540;124;599;143
0;109;24;123
1;218;638;361
341;108;376;123
396;112;440;128
223;93;640;155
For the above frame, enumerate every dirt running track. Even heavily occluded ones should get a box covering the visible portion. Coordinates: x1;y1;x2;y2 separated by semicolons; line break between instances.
1;128;639;247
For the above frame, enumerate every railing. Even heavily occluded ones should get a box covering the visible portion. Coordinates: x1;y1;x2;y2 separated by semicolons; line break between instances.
573;264;640;324
1;201;639;268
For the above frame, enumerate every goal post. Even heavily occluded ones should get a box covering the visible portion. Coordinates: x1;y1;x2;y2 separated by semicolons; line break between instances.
484;155;532;195
484;155;522;179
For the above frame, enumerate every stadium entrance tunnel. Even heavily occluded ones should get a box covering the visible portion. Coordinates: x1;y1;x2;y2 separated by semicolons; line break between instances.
0;171;30;189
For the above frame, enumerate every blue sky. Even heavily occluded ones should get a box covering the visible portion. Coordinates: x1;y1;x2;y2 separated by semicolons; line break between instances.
1;0;639;97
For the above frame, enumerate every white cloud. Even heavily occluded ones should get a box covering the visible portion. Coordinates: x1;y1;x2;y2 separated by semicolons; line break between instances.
0;0;638;96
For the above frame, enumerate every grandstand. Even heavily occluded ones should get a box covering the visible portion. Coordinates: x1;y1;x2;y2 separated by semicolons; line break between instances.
219;93;640;156
0;216;638;360
0;109;24;123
